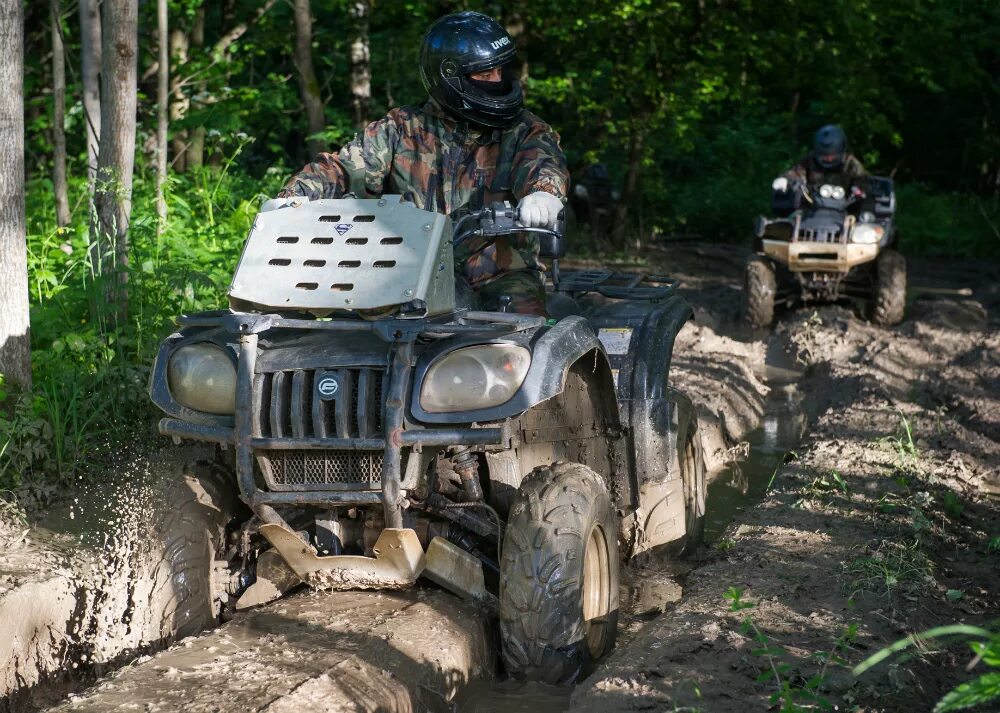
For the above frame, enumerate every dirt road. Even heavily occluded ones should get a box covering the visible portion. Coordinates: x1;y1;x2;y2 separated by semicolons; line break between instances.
2;242;997;712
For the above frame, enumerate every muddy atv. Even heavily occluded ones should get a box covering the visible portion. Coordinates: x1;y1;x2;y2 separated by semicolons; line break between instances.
744;176;906;328
149;196;705;683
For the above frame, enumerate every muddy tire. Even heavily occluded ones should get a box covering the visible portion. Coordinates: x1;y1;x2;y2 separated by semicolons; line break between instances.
742;255;777;329
152;461;242;639
679;418;707;553
871;248;906;325
499;462;619;683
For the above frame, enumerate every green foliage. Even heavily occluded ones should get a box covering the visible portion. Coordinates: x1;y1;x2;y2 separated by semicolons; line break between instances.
723;587;858;711
853;625;1000;712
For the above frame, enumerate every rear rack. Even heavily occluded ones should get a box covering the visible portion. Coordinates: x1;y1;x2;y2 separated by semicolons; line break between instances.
555;270;679;301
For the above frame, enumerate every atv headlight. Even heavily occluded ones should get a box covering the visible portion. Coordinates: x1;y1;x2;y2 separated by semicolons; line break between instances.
420;345;531;413
851;224;884;245
167;343;237;415
574;184;589;199
818;184;845;200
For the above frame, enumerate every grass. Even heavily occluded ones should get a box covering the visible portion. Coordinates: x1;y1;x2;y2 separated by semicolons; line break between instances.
724;586;858;711
845;538;934;602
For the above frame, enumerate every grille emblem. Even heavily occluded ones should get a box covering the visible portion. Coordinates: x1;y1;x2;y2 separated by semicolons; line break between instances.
316;375;340;399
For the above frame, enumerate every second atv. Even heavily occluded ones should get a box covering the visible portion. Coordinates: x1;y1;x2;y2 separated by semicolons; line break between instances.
744;176;906;328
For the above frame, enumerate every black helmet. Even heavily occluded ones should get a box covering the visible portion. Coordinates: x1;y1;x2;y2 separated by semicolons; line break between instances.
812;124;848;169
419;12;523;128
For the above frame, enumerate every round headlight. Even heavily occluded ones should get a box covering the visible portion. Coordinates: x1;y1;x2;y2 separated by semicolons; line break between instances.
420;345;531;413
831;185;846;200
851;224;884;245
819;184;834;198
167;343;237;415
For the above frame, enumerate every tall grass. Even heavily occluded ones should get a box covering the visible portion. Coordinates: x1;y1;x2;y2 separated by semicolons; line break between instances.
0;151;284;493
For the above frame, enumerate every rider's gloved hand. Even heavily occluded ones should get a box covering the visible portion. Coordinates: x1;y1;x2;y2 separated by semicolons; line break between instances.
518;191;563;229
772;177;790;192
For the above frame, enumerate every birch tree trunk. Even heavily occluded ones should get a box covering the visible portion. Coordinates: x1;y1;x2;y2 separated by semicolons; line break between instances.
0;0;31;390
78;0;101;190
348;0;371;129
91;0;138;322
51;0;70;227
155;0;168;234
293;0;325;156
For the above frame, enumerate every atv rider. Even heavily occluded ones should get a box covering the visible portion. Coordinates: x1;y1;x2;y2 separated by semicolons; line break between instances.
276;11;568;316
771;125;868;214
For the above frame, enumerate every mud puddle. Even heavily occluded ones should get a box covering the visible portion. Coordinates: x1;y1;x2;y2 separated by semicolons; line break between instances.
704;361;807;542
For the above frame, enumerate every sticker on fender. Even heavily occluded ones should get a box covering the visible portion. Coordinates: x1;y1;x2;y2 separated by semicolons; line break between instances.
598;327;633;355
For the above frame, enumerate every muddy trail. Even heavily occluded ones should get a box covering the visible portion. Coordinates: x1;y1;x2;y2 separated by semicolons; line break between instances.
2;242;998;712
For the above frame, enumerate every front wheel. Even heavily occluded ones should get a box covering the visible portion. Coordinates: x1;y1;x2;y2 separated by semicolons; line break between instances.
499;462;619;683
742;255;777;329
150;461;243;639
870;248;906;325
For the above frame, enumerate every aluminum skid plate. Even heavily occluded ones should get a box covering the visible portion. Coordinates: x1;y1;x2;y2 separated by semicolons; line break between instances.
229;196;455;316
259;524;426;591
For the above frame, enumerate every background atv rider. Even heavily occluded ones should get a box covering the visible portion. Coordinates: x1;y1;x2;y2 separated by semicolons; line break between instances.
771;124;869;215
276;11;567;317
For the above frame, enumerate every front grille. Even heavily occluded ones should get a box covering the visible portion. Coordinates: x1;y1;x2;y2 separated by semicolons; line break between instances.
264;450;383;488
254;367;385;439
796;227;844;244
253;367;386;490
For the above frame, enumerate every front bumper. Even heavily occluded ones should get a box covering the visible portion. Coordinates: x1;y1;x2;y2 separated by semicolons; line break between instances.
762;239;879;273
151;310;535;525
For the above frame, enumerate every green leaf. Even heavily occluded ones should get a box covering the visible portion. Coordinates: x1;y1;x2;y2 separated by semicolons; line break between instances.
934;672;1000;712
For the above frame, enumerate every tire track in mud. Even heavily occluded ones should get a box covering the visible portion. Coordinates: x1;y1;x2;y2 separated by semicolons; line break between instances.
572;263;1000;711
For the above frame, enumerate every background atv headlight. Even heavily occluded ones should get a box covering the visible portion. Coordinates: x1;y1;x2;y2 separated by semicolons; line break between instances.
851;224;884;245
420;345;530;413
167;343;237;415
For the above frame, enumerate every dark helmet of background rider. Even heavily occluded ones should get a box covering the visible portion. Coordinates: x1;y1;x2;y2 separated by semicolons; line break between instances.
419;11;523;128
812;124;848;170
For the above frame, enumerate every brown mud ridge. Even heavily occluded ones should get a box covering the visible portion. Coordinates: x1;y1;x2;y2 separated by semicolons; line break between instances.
1;243;997;712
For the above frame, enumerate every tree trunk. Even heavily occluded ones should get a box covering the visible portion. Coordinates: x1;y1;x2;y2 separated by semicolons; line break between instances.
0;0;31;391
78;0;101;191
293;0;326;156
91;0;138;322
155;0;168;234
611;127;645;250
187;7;206;170
348;0;371;129
169;27;188;172
51;0;70;227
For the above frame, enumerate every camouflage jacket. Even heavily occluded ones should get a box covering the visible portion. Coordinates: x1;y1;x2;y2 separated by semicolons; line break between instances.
278;101;569;286
784;153;867;191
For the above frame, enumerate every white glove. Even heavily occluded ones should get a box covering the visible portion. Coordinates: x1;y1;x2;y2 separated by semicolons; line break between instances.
772;177;789;192
518;191;564;229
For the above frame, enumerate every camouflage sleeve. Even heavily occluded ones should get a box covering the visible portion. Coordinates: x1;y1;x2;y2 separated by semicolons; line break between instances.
510;114;569;202
277;112;402;199
783;157;810;183
845;154;867;178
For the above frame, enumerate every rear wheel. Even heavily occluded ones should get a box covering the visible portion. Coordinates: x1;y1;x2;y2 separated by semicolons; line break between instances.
679;422;707;553
742;255;777;329
870;248;906;325
499;462;619;683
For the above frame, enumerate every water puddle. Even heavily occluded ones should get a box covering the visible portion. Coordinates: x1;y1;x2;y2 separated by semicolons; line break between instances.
704;363;807;541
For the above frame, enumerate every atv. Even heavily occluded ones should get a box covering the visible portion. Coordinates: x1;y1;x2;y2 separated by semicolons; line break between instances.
148;195;705;683
743;176;906;328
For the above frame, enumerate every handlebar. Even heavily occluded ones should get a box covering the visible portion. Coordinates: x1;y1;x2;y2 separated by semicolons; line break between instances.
453;201;566;262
